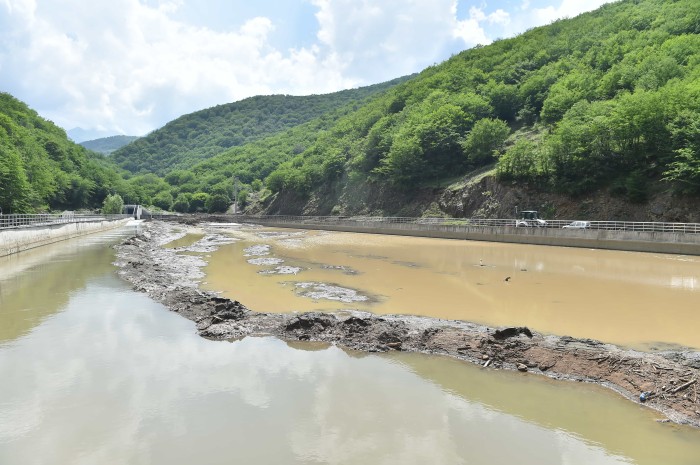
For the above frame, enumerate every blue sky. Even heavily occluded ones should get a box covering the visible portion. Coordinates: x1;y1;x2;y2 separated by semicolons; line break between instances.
0;0;615;141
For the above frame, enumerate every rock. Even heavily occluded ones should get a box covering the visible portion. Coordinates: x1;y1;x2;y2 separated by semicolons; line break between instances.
539;361;555;371
378;331;403;345
342;316;371;327
517;363;528;372
285;313;336;331
493;326;533;340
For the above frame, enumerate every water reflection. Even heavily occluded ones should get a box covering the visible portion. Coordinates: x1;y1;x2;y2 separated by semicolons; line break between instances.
203;228;700;349
0;227;137;343
1;237;700;464
163;233;204;249
1;282;699;464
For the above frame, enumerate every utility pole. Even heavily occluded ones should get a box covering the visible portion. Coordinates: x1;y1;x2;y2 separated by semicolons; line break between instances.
232;176;240;214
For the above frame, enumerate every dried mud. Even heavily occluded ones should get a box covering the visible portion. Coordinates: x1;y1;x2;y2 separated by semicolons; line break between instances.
114;220;700;427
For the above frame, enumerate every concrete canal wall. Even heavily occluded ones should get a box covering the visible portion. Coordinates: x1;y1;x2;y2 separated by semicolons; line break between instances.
241;219;700;255
0;219;131;257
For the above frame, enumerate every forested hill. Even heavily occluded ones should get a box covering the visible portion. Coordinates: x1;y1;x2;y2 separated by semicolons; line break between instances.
80;135;140;155
111;76;411;176
0;93;130;213
249;0;700;217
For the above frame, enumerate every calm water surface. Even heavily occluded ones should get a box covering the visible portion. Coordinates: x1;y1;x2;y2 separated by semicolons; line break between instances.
202;227;700;349
1;227;700;464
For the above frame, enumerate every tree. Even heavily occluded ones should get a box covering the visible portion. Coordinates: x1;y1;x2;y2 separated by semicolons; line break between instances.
189;192;210;212
102;193;124;214
462;118;511;166
172;193;191;213
152;191;174;211
206;194;230;213
0;146;32;213
377;134;425;187
663;110;700;192
496;139;541;181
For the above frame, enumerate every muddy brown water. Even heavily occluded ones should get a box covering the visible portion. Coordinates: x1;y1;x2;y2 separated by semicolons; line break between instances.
2;227;700;464
202;227;700;350
163;232;205;249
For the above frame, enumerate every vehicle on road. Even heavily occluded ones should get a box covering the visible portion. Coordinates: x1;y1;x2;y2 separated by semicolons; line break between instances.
515;210;547;227
563;220;591;229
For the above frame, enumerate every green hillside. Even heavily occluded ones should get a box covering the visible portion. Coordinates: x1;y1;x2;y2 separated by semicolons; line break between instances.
83;0;700;217
258;0;700;209
0;93;132;213
138;0;699;216
80;135;140;155
111;76;411;176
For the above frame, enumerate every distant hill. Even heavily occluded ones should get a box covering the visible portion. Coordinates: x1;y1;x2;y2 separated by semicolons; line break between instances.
80;135;140;155
111;76;412;176
67;127;118;143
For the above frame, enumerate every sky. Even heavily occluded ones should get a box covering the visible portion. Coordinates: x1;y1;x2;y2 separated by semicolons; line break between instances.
0;0;615;141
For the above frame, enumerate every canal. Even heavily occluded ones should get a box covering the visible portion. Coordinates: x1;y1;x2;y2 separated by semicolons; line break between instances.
1;226;700;464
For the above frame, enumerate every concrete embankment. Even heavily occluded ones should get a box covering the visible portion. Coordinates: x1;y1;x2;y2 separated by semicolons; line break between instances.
0;219;132;257
238;219;700;256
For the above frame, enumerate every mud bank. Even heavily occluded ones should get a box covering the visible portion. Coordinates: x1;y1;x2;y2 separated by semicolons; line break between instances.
114;220;700;427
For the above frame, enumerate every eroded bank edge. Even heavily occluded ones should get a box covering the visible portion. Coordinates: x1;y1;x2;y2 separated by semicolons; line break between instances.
113;220;700;428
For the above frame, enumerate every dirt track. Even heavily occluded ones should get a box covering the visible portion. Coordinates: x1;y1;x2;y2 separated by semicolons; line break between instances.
114;219;700;427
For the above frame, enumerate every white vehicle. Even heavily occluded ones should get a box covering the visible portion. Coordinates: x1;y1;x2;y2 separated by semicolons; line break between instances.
563;220;591;229
515;210;547;227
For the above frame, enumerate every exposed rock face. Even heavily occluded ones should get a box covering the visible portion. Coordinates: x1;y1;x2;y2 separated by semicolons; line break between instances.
438;175;700;223
257;170;700;222
114;220;700;427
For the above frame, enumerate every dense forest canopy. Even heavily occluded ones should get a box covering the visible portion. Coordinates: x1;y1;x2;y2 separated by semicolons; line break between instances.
256;0;700;203
111;76;411;177
0;93;133;213
125;0;700;216
4;0;699;216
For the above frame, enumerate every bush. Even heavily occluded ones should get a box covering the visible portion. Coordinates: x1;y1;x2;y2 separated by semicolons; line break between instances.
152;191;174;211
189;192;209;212
206;194;230;213
172;193;191;213
102;193;124;214
462;118;510;166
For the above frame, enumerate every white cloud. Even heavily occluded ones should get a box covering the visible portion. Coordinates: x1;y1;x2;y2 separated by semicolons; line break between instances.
312;0;490;82
503;0;615;37
454;6;509;45
0;0;617;138
0;0;354;137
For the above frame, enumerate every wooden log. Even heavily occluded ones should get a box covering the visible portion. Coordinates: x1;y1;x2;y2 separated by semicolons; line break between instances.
671;379;697;394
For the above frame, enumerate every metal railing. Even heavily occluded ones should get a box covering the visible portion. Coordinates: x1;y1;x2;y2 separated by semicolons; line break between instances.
231;215;700;234
0;213;130;230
